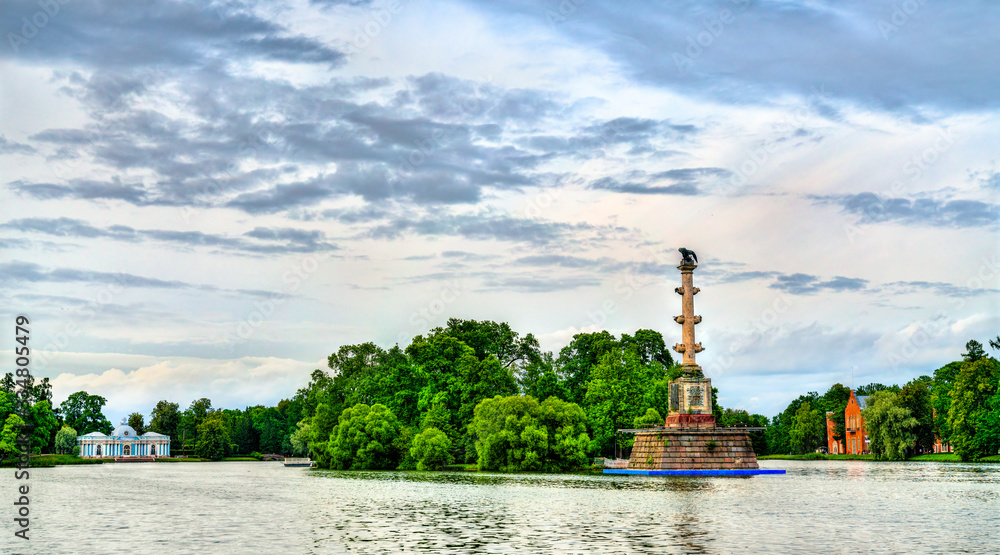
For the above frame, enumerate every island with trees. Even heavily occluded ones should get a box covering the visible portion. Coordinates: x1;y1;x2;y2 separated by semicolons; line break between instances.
2;320;998;468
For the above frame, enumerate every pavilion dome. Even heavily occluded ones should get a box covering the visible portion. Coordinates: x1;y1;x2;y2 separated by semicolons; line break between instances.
111;424;139;438
82;431;107;437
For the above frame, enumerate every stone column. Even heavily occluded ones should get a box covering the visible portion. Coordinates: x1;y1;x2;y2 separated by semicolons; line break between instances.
667;257;714;424
672;262;704;377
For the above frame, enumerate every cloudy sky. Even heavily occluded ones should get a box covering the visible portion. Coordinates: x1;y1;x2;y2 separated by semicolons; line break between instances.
1;0;998;424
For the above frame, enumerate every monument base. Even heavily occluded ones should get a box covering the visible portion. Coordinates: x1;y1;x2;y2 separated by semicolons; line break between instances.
605;468;785;476
627;428;760;471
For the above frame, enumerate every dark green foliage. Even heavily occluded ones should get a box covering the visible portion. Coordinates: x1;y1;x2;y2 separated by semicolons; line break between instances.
820;383;852;444
898;377;934;452
556;331;619;404
930;362;962;440
962;340;986;362
410;427;452;470
634;408;662;428
149;401;181;441
948;357;1000;461
127;412;145;435
469;395;589;472
59;391;113;435
862;390;918;460
584;346;676;456
195;412;230;461
789;401;824;454
328;403;405;470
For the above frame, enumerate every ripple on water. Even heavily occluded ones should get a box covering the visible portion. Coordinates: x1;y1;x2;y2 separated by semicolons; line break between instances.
14;460;1000;554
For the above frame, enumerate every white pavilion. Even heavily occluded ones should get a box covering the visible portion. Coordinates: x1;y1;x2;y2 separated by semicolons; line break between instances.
77;420;171;458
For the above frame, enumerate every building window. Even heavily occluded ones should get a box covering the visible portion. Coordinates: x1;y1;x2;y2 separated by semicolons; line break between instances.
151;444;156;456
96;445;102;456
124;444;131;456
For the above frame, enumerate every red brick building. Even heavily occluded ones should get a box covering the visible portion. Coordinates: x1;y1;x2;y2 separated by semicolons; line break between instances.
825;389;869;455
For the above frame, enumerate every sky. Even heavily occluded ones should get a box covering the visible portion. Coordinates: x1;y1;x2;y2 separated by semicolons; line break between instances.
1;0;998;425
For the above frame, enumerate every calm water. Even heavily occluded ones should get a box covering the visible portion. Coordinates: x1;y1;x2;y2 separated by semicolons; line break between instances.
3;460;999;554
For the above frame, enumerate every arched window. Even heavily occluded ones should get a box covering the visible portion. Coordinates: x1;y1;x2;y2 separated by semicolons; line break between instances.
124;444;131;456
150;444;156;456
96;445;102;457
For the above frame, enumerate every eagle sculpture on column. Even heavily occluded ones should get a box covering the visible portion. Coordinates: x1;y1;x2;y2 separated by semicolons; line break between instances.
678;247;698;265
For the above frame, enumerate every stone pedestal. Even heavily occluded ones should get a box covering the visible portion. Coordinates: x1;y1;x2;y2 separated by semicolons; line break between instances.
628;429;760;471
668;375;713;419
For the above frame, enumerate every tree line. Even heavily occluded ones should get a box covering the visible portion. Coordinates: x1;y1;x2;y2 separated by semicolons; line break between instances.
767;338;1000;461
5;321;995;468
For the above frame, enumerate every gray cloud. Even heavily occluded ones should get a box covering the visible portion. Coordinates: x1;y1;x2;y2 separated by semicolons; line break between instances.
363;212;608;246
819;192;1000;228
0;135;35;154
589;177;700;196
485;0;1000;113
1;218;338;254
1;0;343;68
769;273;868;295
0;260;281;298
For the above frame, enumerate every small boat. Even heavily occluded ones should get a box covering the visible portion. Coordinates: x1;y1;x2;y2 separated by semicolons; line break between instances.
283;457;314;467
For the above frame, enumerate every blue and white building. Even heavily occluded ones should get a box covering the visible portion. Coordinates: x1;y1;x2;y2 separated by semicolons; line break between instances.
77;422;171;458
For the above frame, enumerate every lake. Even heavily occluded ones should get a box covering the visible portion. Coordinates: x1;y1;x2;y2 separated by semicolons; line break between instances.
6;460;999;553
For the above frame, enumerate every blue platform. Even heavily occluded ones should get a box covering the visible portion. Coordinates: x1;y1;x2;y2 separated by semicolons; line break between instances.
604;468;785;476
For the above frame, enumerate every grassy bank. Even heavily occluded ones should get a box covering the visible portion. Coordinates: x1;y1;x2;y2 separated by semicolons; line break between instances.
760;453;1000;463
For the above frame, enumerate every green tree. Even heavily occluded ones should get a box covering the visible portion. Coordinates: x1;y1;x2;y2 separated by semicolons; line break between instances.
0;414;25;461
410;426;452;470
28;400;58;454
55;425;78;455
962;340;986;362
634;408;663;428
181;398;213;449
898;377;934;453
470;395;548;472
58;392;113;435
289;421;310;456
584;347;664;456
253;407;287;454
819;383;852;446
194;412;230;461
930;361;962;441
537;396;589;471
862;390;918;460
328;403;404;470
127;412;145;435
556;331;619;404
232;413;259;454
789;401;824;454
148;401;181;442
948;357;1000;461
308;402;339;468
619;329;673;366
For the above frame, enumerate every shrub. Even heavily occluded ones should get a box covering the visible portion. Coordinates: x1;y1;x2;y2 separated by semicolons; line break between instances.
411;427;452;471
